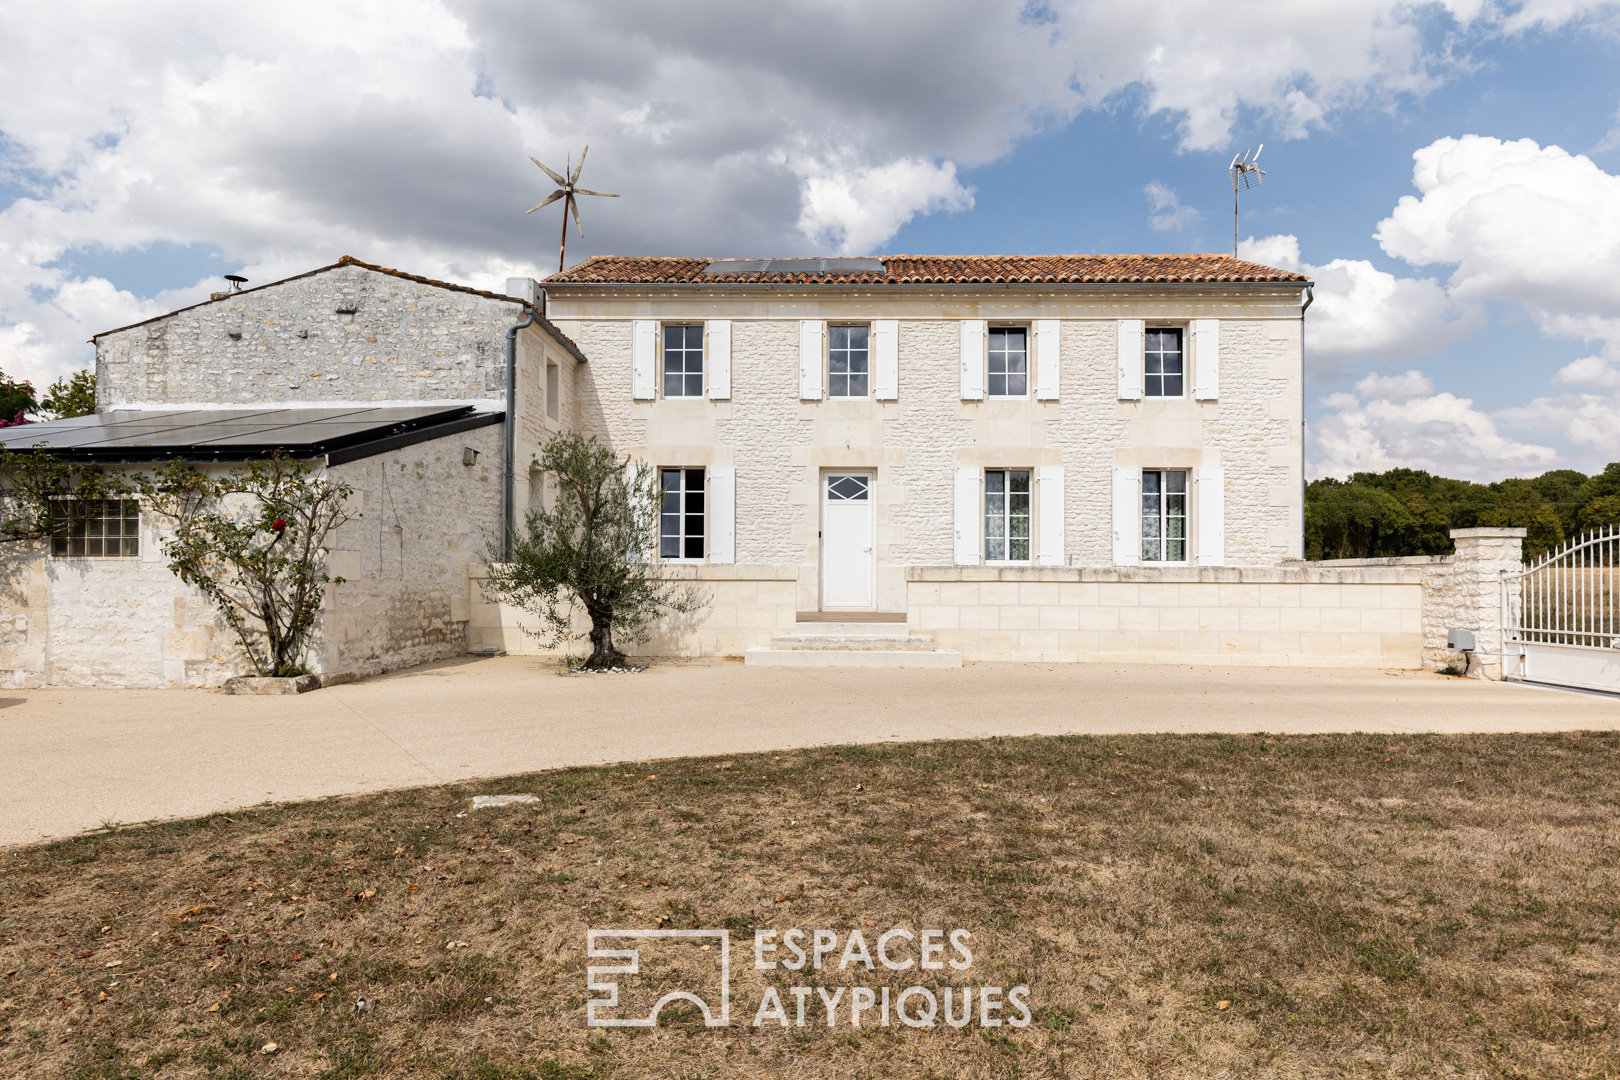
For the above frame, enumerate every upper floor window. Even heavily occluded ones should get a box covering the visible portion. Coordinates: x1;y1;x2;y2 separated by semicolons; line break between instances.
1144;328;1183;397
988;328;1028;397
659;467;705;559
984;468;1031;562
51;498;140;558
828;325;869;398
1142;469;1187;562
662;325;704;398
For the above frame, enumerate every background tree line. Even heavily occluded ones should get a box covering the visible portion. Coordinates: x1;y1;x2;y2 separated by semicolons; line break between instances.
1306;464;1620;562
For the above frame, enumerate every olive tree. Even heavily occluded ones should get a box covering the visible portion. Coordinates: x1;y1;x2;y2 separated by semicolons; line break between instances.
482;432;704;669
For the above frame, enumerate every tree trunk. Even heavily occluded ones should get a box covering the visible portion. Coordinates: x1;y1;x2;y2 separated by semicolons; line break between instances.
587;610;624;669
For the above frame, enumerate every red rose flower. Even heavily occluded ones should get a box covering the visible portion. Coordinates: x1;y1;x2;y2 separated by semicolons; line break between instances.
272;518;287;532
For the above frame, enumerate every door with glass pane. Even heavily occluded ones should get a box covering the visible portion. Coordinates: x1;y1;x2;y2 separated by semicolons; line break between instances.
822;473;874;609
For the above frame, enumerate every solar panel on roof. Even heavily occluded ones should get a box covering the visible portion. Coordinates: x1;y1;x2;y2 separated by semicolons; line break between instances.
702;258;886;275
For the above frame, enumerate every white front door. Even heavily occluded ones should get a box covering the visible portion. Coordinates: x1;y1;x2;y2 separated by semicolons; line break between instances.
822;473;874;609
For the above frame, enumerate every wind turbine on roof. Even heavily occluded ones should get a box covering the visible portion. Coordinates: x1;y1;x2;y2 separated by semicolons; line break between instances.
526;146;619;275
1229;146;1265;257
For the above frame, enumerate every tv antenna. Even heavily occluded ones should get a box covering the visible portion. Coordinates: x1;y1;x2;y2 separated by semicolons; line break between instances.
525;146;619;274
1229;145;1265;256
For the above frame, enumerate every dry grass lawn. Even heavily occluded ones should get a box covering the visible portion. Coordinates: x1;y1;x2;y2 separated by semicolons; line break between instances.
2;731;1618;1079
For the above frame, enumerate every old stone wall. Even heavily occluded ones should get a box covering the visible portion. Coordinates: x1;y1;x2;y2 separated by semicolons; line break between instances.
0;425;503;687
322;423;504;676
0;507;244;689
95;263;530;406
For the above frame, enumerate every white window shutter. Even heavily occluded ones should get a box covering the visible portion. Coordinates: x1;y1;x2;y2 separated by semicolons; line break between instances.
631;320;656;399
1037;466;1065;565
706;320;731;400
1111;466;1141;565
1116;319;1143;400
799;320;824;400
708;465;736;564
873;319;899;400
959;320;985;400
1193;318;1219;400
1196;466;1225;566
953;466;980;565
625;458;649;562
1034;319;1060;400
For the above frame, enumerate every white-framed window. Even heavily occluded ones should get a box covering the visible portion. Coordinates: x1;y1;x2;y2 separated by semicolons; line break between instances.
1144;328;1184;398
987;327;1028;397
1142;469;1188;562
828;324;870;398
51;498;141;558
662;324;704;398
659;467;705;559
984;468;1032;562
545;360;560;421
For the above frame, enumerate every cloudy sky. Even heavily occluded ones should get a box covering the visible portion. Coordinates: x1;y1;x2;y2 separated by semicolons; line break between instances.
3;0;1619;479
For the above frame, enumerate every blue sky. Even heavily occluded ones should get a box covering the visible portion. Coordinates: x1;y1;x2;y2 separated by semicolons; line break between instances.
2;1;1619;479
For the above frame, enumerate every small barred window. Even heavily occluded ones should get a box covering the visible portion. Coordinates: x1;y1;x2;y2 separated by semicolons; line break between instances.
51;499;141;558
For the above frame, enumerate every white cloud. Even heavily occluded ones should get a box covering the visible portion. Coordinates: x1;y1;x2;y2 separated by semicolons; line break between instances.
0;1;1531;386
799;159;973;255
1143;181;1198;231
1355;370;1436;400
1375;135;1620;345
1498;390;1620;455
1554;353;1620;387
1310;373;1558;480
1239;234;1477;375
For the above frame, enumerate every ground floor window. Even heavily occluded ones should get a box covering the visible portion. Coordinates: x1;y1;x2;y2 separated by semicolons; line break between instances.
1142;470;1187;562
51;498;141;558
984;468;1031;562
659;468;705;559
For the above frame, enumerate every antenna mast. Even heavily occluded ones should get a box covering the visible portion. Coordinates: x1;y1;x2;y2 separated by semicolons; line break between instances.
1229;145;1265;257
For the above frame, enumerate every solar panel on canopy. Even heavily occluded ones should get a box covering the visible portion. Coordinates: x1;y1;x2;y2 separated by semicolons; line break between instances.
0;405;481;456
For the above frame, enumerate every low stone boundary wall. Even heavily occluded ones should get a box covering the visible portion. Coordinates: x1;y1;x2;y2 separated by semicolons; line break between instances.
467;528;1526;676
907;565;1424;668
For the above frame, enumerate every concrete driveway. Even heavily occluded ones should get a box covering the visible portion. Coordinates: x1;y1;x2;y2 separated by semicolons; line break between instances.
4;656;1616;847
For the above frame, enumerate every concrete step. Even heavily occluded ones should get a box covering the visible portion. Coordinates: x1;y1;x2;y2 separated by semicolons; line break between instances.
771;632;936;652
744;647;962;669
791;621;916;637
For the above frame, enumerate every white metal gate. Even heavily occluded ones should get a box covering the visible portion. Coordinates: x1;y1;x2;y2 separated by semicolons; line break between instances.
1502;527;1620;693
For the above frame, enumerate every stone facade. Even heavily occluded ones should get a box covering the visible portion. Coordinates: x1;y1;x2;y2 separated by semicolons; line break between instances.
548;285;1307;620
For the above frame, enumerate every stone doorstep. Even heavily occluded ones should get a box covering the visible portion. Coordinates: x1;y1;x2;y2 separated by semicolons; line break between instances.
771;632;936;652
743;647;963;669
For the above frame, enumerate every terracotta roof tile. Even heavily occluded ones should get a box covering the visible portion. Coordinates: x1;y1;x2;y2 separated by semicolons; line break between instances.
545;254;1309;286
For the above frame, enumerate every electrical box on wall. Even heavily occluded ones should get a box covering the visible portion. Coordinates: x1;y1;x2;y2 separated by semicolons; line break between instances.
1446;628;1478;651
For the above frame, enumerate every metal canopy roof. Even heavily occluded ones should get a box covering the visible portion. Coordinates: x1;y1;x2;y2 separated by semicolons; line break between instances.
0;405;503;465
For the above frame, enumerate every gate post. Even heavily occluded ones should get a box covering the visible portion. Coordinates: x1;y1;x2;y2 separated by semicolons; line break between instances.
1424;527;1526;679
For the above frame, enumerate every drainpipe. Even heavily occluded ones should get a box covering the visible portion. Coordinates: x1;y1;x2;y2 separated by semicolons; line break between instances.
1300;284;1314;559
503;305;536;562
